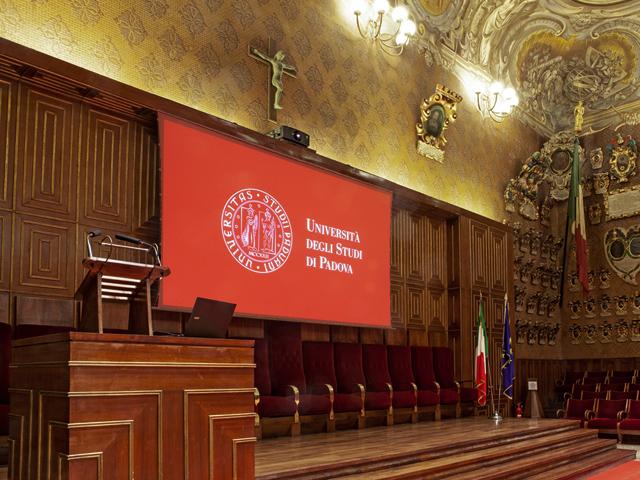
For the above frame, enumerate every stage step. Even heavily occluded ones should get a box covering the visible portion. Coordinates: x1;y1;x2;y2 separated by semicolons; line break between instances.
336;430;614;479
526;449;636;480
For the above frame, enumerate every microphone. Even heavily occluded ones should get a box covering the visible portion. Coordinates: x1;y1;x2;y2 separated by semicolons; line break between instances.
115;233;146;245
88;229;103;238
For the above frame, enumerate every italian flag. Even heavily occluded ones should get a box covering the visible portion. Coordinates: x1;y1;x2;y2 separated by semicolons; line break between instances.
568;138;590;293
475;297;488;407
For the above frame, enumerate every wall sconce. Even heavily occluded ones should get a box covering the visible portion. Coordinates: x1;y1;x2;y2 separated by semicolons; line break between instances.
351;0;417;56
472;79;519;122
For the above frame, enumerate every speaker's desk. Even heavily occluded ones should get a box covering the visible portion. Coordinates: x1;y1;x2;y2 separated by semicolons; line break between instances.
8;332;255;479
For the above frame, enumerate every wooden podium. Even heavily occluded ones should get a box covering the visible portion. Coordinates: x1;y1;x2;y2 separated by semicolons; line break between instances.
8;332;256;479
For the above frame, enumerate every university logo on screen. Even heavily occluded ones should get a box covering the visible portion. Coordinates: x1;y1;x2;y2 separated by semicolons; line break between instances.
221;188;293;274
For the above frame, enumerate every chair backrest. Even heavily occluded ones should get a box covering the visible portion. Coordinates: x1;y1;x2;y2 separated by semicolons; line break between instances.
583;371;607;385
411;346;437;390
269;336;307;395
432;347;457;389
302;341;337;390
563;371;585;385
604;383;627;392
581;390;602;400
362;344;392;391
629;383;640;393
253;338;272;396
610;370;636;383
595;399;626;419
627;399;640;419
608;390;631;401
387;345;415;391
0;322;11;404
334;343;366;393
566;398;595;419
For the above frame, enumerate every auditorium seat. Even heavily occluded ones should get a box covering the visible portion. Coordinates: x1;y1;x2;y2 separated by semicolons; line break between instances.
555;371;585;398
269;336;333;434
253;338;298;438
0;322;10;436
583;371;607;385
581;390;604;400
609;370;636;384
586;398;627;436
334;342;392;426
557;397;595;427
628;383;640;396
618;399;640;442
411;346;442;420
603;383;627;393
303;341;364;430
363;344;417;424
386;345;422;423
607;390;634;401
568;382;599;400
433;346;477;417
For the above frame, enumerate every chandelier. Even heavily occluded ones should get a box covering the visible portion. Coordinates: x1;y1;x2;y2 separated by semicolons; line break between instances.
351;0;417;56
473;80;519;122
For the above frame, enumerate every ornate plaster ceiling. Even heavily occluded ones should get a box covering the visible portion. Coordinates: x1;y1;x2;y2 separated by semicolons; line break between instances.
411;0;640;138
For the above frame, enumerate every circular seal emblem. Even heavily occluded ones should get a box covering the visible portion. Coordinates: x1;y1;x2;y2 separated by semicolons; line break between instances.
221;188;293;274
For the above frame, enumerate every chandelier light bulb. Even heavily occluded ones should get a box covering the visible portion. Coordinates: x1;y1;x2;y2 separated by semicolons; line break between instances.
502;87;516;101
400;19;416;36
510;94;520;107
352;0;368;15
391;5;409;22
372;0;390;14
395;32;408;45
489;81;504;95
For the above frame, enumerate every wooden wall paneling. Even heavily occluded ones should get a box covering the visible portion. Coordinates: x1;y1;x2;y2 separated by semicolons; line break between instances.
390;208;403;279
427;217;447;290
405;283;426;329
359;328;384;345
0;210;11;291
330;326;359;343
133;121;160;236
228;317;264;339
408;329;428;346
79;105;133;229
15;83;78;220
390;279;404;328
15;294;74;327
406;213;426;285
384;328;406;346
0;77;15;211
489;227;509;294
470;220;489;291
13;213;75;296
0;291;8;324
453;217;473;382
301;324;330;342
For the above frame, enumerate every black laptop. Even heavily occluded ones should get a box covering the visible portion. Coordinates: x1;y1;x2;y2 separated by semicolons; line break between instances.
183;297;236;338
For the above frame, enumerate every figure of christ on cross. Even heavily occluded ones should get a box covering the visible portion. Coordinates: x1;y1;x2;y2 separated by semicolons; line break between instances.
249;39;297;121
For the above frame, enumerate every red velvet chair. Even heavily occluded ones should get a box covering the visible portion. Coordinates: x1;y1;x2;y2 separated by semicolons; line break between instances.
411;346;442;420
269;336;333;435
583;371;607;385
253;338;298;438
556;371;585;396
608;390;633;401
0;322;10;436
568;382;599;400
629;383;640;396
433;346;477;417
618;399;640;442
363;344;417;425
609;370;636;384
303;341;364;429
581;390;604;400
334;342;391;426
556;398;595;427
586;398;627;436
386;345;421;423
603;383;627;393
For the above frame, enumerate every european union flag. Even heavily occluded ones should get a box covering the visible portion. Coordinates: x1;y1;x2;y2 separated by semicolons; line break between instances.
501;296;515;400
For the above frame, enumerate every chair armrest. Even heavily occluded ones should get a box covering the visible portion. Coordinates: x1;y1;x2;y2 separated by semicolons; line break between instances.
357;383;365;416
325;384;335;420
564;392;572;401
556;408;566;418
585;409;595;421
288;385;301;423
434;381;441;394
386;383;394;413
411;382;418;411
254;388;260;425
454;380;462;394
617;410;627;421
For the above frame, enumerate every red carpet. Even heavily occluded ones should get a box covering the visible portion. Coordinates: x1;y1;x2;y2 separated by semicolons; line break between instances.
586;460;640;479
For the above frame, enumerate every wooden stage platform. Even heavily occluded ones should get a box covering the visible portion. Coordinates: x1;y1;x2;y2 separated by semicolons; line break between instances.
255;418;635;479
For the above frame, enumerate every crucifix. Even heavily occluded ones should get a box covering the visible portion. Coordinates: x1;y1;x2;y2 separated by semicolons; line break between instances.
249;38;297;123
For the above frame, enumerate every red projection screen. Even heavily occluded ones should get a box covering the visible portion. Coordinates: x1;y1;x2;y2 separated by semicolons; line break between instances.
159;114;391;327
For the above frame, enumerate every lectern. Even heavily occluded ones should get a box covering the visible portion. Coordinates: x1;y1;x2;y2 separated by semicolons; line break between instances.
75;233;170;335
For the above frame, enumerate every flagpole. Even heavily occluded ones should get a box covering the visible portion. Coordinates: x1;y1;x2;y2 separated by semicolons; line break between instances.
494;294;508;423
480;292;501;422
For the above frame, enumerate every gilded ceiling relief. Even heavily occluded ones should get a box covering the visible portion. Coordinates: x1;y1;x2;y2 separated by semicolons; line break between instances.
418;0;453;16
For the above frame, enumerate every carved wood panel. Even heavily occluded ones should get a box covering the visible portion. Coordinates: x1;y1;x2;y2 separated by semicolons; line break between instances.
13;214;75;296
406;283;426;328
390;279;403;328
0;210;10;291
16;84;78;220
79;106;132;229
406;213;427;284
0;78;15;211
427;217;447;289
470;220;489;290
489;227;508;294
133;122;160;235
390;208;403;279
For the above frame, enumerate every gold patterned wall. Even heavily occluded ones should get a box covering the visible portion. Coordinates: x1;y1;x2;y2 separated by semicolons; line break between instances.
0;0;541;220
